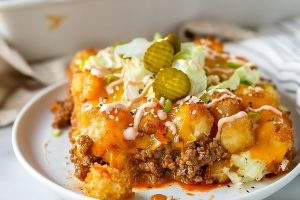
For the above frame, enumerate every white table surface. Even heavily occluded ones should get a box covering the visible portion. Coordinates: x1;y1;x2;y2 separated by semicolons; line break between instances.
1;125;299;200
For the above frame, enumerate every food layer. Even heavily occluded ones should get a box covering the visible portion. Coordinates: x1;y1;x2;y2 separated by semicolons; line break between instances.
52;35;295;200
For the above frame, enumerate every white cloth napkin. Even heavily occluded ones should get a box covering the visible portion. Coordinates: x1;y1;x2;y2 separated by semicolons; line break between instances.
180;18;300;111
225;18;300;112
0;36;71;126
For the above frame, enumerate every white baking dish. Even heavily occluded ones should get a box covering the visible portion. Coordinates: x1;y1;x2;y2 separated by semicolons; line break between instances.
0;0;299;61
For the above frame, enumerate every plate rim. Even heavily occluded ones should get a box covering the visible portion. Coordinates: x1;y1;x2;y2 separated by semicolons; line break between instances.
12;81;300;200
12;80;95;200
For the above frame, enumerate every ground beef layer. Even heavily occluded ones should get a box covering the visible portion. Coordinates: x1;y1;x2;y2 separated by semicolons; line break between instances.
51;94;73;128
129;137;228;184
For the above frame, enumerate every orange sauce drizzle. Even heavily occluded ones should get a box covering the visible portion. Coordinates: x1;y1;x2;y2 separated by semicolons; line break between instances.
134;179;227;193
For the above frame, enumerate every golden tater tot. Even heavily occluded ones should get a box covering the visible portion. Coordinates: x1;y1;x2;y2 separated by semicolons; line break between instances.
172;103;214;142
220;115;255;153
84;164;134;200
205;159;230;183
235;85;280;109
250;121;293;167
138;106;166;135
68;49;97;76
71;71;107;102
209;97;242;120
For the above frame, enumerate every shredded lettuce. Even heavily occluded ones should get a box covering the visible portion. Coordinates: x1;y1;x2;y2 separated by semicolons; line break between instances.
210;72;240;90
236;65;260;84
153;32;163;41
115;38;151;59
231;152;266;182
84;38;151;70
209;65;259;91
174;42;204;63
173;43;207;96
84;47;124;69
146;86;155;99
122;57;153;102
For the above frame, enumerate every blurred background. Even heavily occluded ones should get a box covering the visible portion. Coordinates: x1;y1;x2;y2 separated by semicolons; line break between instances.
0;0;300;199
0;0;300;61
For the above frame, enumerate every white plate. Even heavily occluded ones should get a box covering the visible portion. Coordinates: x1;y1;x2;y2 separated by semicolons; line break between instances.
12;81;300;200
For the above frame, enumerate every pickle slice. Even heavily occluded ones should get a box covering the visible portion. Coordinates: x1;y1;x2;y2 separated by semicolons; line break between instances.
153;68;191;101
164;34;181;54
144;40;174;73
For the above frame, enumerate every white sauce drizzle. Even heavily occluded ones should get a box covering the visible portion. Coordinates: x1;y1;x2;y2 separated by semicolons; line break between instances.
125;74;152;89
100;102;128;112
249;105;282;116
127;80;154;110
207;93;241;107
123;102;157;140
176;95;192;104
165;121;177;135
176;95;199;104
216;111;247;139
212;89;236;96
142;75;152;84
123;127;138;140
100;80;153;112
90;68;103;77
125;80;143;88
106;78;123;94
157;110;167;120
133;102;157;129
159;97;165;107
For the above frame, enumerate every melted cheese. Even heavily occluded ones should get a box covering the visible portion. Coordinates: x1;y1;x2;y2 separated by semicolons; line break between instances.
249;121;291;165
216;111;247;139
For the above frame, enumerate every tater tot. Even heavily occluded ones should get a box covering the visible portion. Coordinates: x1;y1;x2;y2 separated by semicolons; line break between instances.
84;164;134;200
209;97;242;120
172;103;214;142
220;115;255;153
205;159;230;183
235;85;280;109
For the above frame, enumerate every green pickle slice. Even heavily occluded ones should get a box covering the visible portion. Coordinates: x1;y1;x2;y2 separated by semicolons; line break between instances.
164;34;181;54
153;68;191;101
144;40;174;73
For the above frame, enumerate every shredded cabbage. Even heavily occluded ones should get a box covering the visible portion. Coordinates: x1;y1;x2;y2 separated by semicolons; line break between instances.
153;32;163;42
236;65;260;84
122;57;153;102
224;152;266;183
173;43;207;96
210;72;240;90
209;65;259;91
84;47;124;69
84;38;152;71
115;38;151;59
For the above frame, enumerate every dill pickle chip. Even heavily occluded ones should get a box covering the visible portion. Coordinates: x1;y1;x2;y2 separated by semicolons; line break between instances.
153;68;191;101
164;34;181;54
144;40;174;73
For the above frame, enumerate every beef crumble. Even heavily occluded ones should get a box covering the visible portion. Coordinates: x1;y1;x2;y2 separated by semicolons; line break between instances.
51;95;73;128
129;137;228;184
70;135;105;181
